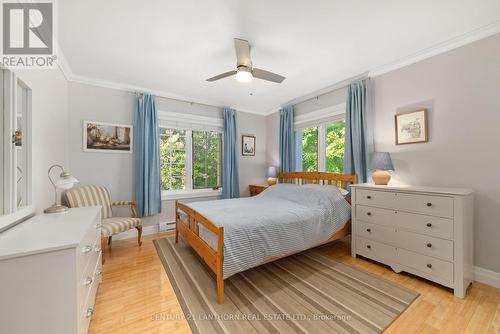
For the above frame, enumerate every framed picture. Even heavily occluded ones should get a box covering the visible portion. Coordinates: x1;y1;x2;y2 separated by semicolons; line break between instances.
241;135;256;156
83;120;133;153
394;109;428;145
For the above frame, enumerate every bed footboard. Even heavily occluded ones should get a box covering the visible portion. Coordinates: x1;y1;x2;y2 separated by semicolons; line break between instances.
175;201;225;304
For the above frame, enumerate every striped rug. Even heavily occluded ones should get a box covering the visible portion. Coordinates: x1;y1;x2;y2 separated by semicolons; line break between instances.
154;237;418;334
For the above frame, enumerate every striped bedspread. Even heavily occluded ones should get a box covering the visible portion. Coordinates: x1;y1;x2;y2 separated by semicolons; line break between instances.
180;183;351;279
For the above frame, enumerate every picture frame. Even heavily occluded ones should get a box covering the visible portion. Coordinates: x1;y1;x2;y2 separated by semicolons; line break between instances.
394;109;428;145
83;120;133;153
241;135;256;156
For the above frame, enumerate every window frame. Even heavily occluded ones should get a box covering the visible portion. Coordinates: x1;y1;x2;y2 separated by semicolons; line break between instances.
158;110;223;200
295;112;345;172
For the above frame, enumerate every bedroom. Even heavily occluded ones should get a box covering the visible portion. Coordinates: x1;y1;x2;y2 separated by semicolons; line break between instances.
0;1;499;333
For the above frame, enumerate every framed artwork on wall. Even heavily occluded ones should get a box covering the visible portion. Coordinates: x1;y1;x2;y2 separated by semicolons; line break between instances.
83;120;133;153
241;135;256;156
394;109;428;145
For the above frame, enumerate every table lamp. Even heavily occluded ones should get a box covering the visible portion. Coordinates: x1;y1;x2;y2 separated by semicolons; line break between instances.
44;164;79;214
369;152;394;185
267;166;278;186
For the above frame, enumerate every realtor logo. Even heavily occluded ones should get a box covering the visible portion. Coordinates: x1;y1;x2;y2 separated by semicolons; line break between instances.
1;1;56;68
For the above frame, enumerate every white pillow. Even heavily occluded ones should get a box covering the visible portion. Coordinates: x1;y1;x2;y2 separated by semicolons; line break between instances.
336;187;349;197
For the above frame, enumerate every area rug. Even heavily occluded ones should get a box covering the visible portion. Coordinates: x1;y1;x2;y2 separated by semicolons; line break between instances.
154;237;419;334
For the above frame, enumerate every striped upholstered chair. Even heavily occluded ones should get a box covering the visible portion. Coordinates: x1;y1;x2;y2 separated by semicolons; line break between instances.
63;185;142;263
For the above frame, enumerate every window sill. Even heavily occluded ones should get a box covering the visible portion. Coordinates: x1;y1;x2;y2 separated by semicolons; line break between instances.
161;188;222;201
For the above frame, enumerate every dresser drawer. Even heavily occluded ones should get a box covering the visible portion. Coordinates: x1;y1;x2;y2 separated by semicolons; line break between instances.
396;230;454;261
77;220;101;279
393;211;453;240
395;192;454;218
78;259;101;334
355;221;396;244
356;189;397;208
78;248;102;315
356;205;454;239
356;205;397;227
396;248;454;284
355;236;396;263
78;253;101;328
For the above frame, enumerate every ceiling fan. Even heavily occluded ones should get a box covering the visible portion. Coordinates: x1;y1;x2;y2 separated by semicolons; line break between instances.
206;38;286;84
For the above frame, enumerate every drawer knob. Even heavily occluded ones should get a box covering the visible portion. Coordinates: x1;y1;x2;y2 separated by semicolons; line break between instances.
366;212;372;216
83;277;93;286
86;307;94;319
426;202;432;207
366;228;371;233
367;195;372;199
82;245;92;254
426;243;432;248
426;223;432;227
427;263;432;268
366;245;371;249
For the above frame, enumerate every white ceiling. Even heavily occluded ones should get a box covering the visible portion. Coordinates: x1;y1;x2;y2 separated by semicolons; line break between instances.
59;0;500;115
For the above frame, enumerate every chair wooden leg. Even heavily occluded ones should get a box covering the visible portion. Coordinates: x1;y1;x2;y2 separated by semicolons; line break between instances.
107;236;112;246
136;225;142;246
101;237;107;264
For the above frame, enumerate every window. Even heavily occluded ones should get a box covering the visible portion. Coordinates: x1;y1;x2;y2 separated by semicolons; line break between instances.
160;128;186;191
192;131;222;189
296;119;345;172
300;126;318;172
326;120;345;173
160;127;222;194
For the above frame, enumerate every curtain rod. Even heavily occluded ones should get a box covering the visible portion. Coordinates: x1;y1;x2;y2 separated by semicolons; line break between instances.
133;91;223;110
281;72;369;108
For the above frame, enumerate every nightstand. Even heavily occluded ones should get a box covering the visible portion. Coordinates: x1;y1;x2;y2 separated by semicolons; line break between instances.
249;184;269;196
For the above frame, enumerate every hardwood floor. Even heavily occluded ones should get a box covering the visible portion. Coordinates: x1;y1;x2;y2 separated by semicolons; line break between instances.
89;232;500;334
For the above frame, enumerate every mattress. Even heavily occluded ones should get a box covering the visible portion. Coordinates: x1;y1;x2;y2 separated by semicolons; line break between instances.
179;183;351;279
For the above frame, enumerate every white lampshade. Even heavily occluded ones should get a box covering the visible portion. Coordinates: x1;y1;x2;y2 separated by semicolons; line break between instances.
54;173;79;190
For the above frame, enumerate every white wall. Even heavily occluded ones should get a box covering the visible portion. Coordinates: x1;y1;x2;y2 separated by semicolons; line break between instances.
372;33;500;273
68;82;267;226
15;68;69;213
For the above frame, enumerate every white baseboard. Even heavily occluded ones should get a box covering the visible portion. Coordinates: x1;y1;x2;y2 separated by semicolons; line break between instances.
474;266;500;289
111;221;175;241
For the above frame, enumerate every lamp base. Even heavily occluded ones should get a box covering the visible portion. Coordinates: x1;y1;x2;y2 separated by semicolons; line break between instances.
44;205;70;214
372;170;391;185
267;177;277;186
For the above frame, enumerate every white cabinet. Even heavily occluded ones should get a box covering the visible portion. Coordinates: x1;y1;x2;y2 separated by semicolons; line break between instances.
351;184;474;298
0;207;102;334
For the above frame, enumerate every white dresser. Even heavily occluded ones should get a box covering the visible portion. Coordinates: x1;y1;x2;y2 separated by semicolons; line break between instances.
0;207;102;334
351;183;474;298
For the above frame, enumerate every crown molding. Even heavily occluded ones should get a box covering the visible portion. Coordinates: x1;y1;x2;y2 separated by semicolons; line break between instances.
369;20;500;77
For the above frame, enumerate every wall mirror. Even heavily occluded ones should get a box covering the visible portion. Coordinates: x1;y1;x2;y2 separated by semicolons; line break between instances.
0;69;33;232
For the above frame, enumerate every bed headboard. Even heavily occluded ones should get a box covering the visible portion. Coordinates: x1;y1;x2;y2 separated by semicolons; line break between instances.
278;172;357;190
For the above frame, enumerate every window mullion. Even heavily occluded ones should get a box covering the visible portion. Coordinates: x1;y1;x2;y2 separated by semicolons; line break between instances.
186;130;193;191
318;125;326;172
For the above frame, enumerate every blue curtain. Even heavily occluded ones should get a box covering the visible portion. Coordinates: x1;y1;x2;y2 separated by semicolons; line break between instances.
344;79;374;183
135;94;161;217
221;108;240;199
279;106;295;172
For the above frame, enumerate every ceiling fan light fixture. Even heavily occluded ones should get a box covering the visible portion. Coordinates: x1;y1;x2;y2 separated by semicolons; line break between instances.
236;67;253;83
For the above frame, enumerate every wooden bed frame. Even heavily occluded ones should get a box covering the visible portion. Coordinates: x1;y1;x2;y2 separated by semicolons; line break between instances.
175;171;357;304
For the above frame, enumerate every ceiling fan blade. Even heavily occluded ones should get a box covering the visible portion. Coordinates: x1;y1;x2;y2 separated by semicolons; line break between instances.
206;70;237;82
234;38;252;67
252;68;286;83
